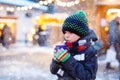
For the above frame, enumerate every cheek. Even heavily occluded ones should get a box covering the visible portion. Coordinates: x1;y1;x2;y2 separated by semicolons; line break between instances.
64;35;68;39
70;35;80;42
64;33;80;42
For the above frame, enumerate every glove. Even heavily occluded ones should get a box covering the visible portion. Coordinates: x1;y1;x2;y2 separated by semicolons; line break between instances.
54;48;70;62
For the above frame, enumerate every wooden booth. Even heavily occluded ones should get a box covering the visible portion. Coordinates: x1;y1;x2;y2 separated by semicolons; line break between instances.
32;13;68;46
95;0;120;49
0;16;17;43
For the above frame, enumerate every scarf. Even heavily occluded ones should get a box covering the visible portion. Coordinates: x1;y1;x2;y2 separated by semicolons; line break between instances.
65;39;91;54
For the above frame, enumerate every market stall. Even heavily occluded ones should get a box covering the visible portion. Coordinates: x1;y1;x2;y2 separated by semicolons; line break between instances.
0;16;17;43
95;0;120;49
31;13;68;46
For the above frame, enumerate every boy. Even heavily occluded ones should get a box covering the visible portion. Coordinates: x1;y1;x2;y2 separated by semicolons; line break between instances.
50;10;98;80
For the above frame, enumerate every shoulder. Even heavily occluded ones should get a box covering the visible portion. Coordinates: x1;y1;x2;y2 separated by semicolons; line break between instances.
84;46;98;59
86;45;97;53
109;20;117;25
84;29;98;42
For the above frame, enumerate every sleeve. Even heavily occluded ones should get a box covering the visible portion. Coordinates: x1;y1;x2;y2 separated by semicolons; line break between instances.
50;59;61;74
61;47;98;80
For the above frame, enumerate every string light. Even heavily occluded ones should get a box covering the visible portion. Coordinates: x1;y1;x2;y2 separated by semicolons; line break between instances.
38;0;80;7
0;6;33;11
56;0;80;7
6;7;14;12
39;0;54;5
0;0;81;12
0;6;3;10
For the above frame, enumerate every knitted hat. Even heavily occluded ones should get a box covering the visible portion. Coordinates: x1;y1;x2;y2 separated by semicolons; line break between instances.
62;10;89;38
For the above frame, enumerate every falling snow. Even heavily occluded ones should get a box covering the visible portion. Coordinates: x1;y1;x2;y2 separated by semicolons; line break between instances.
0;43;119;80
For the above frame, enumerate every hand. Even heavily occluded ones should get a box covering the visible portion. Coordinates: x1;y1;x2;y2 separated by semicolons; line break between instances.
54;48;70;62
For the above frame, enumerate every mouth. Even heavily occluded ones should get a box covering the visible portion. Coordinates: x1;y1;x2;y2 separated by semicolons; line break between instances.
65;40;71;42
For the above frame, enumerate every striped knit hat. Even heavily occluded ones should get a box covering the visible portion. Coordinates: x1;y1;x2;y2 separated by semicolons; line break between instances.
62;10;89;38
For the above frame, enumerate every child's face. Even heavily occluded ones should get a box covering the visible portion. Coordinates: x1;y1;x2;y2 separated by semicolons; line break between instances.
64;31;80;42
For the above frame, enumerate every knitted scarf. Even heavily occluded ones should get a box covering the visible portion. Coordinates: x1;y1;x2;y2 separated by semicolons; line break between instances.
65;39;91;54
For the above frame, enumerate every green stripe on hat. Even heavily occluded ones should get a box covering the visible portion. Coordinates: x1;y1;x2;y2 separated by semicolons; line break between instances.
62;10;89;38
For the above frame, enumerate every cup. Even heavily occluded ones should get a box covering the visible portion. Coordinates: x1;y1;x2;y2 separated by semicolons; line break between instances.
54;45;69;53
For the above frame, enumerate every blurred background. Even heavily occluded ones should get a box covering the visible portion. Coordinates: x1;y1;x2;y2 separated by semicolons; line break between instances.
0;0;120;80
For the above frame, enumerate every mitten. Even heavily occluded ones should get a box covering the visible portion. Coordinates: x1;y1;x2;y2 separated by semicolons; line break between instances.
54;48;70;62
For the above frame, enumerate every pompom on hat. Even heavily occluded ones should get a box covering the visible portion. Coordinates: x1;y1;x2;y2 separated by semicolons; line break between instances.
62;10;89;38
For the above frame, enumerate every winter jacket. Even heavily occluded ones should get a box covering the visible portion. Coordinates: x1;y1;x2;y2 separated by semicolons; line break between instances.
108;19;120;62
108;19;120;45
1;25;13;47
114;28;120;62
50;30;98;80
